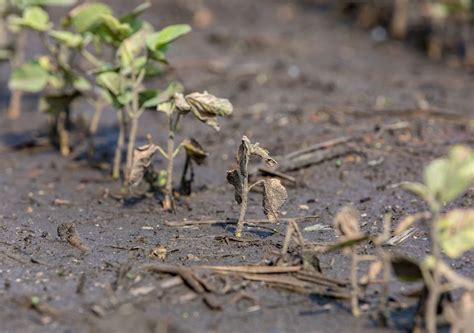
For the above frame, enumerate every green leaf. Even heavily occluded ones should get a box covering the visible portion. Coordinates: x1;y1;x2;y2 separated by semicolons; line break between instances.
146;24;191;51
96;71;121;96
0;48;12;60
28;0;77;6
39;92;80;115
100;14;132;40
120;2;150;25
49;30;83;48
66;2;112;33
424;145;474;204
437;209;474;258
72;75;91;91
390;255;424;283
10;6;51;31
118;23;152;68
9;61;49;92
401;182;437;208
144;81;183;109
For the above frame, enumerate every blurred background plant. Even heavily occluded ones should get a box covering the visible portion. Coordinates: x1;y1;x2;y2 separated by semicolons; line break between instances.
303;0;474;67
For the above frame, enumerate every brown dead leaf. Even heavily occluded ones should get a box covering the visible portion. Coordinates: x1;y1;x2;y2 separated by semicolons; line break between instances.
182;138;208;165
262;178;287;222
226;169;242;204
129;142;158;186
334;206;362;239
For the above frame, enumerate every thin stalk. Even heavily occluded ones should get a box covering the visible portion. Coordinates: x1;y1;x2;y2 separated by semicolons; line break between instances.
235;157;249;238
87;99;104;160
112;108;126;180
57;112;70;156
426;209;441;333
179;154;193;195
350;250;360;317
164;113;180;212
125;115;139;185
124;69;144;185
8;31;26;119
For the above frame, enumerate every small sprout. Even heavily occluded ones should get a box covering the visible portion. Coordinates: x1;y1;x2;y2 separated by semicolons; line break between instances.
227;135;286;237
436;208;474;259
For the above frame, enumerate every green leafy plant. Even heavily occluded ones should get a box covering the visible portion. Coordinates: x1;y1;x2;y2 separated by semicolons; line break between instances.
7;3;91;156
86;3;191;180
397;145;474;333
1;0;76;119
227;136;288;237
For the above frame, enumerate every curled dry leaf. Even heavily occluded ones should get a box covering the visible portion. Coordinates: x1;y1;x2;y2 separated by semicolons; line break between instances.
262;178;287;222
334;206;362;239
174;92;191;113
129;142;158;186
226;169;242;204
249;143;277;166
182;138;208;165
180;91;233;131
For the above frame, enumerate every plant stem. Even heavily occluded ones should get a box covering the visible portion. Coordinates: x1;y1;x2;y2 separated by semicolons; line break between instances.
87;99;104;160
235;156;249;238
426;210;441;333
112;108;126;180
57;112;70;157
124;115;139;185
8;31;26;119
164;114;179;212
351;250;360;317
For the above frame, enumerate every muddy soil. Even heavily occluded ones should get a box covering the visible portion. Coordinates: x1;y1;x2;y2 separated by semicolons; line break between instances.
0;1;473;332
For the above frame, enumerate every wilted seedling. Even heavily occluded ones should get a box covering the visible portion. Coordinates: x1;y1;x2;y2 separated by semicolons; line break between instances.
153;89;233;211
88;4;191;181
227;136;287;237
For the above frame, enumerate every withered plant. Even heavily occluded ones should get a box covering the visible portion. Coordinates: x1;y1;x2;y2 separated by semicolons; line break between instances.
227;136;288;237
156;89;233;211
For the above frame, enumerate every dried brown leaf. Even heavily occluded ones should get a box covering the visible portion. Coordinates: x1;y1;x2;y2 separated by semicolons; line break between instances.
226;169;242;204
250;143;277;166
182;138;208;165
262;178;287;222
129;142;158;186
334;206;362;239
184;91;233;130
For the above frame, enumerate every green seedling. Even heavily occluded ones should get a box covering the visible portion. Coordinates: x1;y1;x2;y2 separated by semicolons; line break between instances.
7;4;92;156
227;136;287;237
1;0;76;119
89;6;191;181
397;145;474;333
